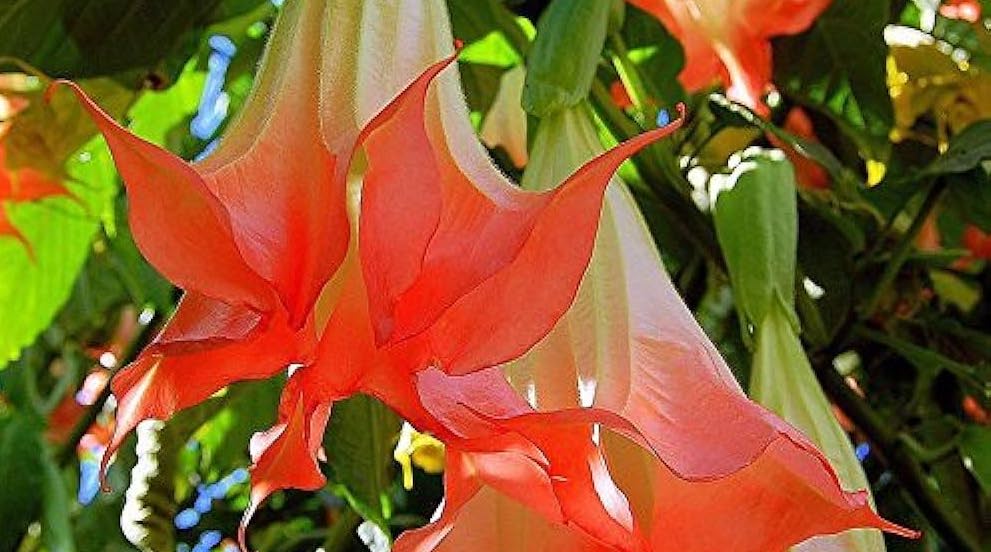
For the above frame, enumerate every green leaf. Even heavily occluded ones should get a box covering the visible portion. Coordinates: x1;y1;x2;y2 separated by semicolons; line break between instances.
40;446;76;552
459;61;506;118
0;136;117;368
523;0;611;117
325;394;401;537
943;169;991;233
713;148;799;341
191;378;280;477
923;121;991;177
796;206;861;345
126;62;207;148
857;326;986;392
960;425;991;496
0;0;223;81
773;0;894;160
0;411;44;551
446;0;530;56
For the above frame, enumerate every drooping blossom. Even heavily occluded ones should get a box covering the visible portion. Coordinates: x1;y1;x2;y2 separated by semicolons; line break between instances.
452;102;916;551
626;0;832;113
940;0;982;22
62;0;681;548
62;1;919;550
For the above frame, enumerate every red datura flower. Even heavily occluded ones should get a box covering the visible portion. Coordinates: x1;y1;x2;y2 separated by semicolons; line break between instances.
940;0;982;22
625;0;832;113
61;0;681;548
435;103;916;551
62;1;915;550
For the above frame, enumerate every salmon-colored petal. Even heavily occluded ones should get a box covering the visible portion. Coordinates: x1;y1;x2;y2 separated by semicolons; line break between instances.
241;388;332;550
196;0;350;326
52;82;274;311
358;53;684;375
409;367;649;549
638;436;916;550
392;449;484;552
627;0;832;112
101;293;300;485
426;484;605;551
507;103;917;548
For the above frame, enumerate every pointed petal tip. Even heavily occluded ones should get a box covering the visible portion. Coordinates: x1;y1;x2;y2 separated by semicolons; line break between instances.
658;103;688;128
44;79;79;104
98;450;113;493
239;486;268;552
43;80;66;103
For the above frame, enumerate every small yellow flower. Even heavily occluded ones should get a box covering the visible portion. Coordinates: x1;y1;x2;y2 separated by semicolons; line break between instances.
393;422;445;490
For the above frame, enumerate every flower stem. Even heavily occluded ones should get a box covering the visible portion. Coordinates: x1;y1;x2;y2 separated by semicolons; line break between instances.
861;181;946;319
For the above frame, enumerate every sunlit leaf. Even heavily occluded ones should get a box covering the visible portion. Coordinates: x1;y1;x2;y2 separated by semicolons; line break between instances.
325;394;401;537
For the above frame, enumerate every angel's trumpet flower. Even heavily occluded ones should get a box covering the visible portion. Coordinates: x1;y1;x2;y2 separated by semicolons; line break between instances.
626;0;832;113
58;0;682;549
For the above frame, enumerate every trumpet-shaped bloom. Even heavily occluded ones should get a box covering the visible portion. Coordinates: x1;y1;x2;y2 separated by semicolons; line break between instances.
63;1;916;550
64;0;681;547
626;0;832;112
448;104;916;550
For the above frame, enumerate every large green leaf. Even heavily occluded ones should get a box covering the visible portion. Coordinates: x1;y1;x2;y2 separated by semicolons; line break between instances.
773;0;894;160
943;169;991;233
0;135;118;368
619;2;685;105
191;378;280;478
0;411;45;551
325;394;401;537
0;0;224;81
